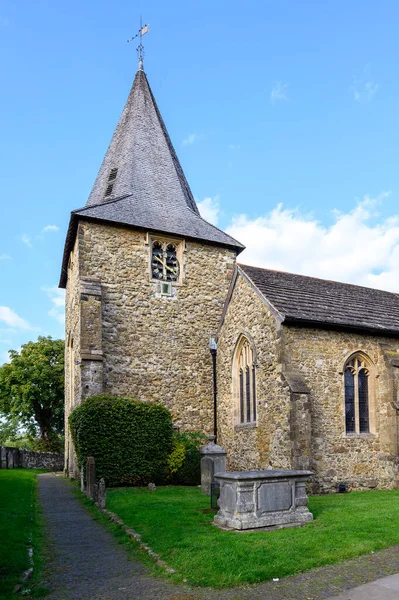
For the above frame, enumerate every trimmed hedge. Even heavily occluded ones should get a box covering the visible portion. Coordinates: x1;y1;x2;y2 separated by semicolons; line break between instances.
69;395;173;487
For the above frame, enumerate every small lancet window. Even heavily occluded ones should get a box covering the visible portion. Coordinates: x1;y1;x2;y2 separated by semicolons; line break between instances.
151;240;179;282
235;337;257;425
344;354;372;434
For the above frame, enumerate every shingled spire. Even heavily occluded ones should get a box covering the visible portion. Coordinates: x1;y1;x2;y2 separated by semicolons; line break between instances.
59;67;244;287
86;69;199;213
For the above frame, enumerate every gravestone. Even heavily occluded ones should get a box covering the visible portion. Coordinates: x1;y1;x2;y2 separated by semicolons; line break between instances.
86;456;96;499
214;469;313;530
7;449;14;469
1;447;6;469
200;435;226;494
97;478;106;509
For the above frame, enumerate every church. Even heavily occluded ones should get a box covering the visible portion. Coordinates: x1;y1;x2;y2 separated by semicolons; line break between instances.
60;58;399;493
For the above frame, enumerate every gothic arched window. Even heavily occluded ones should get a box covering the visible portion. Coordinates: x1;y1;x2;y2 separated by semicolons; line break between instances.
344;354;373;434
151;240;180;282
234;336;257;425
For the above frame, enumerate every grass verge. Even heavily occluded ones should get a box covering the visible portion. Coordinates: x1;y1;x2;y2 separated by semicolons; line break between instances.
0;469;47;599
107;486;399;588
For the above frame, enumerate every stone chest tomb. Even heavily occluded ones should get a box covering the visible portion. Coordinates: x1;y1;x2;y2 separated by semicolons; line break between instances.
214;470;313;531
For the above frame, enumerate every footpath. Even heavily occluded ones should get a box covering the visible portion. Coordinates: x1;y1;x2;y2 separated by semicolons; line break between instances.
38;473;399;599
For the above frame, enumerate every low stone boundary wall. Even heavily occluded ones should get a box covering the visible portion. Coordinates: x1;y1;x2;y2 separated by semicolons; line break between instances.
0;446;64;471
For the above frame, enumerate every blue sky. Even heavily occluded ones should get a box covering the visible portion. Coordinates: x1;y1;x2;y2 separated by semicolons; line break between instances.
1;0;399;362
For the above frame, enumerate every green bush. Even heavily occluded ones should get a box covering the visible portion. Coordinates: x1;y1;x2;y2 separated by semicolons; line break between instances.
69;395;173;487
167;431;207;485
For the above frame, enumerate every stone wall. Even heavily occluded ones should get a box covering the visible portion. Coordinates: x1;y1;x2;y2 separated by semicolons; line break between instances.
283;326;399;493
217;270;399;493
0;447;64;470
216;272;293;471
65;235;82;476
64;220;237;474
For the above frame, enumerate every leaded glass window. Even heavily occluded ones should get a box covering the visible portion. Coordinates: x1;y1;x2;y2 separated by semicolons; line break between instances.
344;355;371;434
151;240;180;282
235;337;257;425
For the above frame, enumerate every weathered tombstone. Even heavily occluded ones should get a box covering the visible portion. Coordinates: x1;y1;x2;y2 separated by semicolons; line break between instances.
86;456;96;499
200;435;226;495
214;469;313;531
92;483;99;504
0;447;6;469
97;478;106;509
7;449;14;469
148;482;156;492
80;463;85;493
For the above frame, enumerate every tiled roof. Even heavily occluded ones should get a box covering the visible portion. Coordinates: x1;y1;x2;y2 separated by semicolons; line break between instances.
59;68;244;287
239;264;399;335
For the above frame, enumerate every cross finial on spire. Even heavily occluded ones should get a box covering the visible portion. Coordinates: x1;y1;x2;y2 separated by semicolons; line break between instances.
127;16;149;71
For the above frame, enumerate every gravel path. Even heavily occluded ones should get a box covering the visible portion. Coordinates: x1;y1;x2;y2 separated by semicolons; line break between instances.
38;473;399;600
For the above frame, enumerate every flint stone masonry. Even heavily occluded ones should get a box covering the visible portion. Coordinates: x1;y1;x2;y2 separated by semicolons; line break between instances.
200;436;227;494
214;469;313;531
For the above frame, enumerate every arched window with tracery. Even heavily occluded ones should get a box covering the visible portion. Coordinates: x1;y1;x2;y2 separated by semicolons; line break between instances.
344;353;373;434
234;336;257;425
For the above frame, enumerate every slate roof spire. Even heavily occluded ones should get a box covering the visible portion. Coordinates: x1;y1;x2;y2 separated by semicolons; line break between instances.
59;67;244;287
86;68;200;213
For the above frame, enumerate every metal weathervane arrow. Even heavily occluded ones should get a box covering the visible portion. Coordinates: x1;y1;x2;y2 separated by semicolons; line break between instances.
127;17;149;71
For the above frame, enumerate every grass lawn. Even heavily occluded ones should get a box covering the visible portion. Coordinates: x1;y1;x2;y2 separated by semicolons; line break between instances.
107;486;399;588
0;469;46;599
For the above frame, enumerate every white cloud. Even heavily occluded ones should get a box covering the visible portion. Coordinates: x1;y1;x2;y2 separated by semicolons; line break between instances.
42;225;59;232
270;82;288;105
0;254;11;261
0;339;12;344
351;67;379;102
42;286;65;325
228;144;240;150
182;133;203;146
21;234;32;247
0;307;33;330
226;192;399;293
197;196;220;226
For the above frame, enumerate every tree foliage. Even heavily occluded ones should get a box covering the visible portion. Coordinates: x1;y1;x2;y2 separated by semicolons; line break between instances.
0;336;64;450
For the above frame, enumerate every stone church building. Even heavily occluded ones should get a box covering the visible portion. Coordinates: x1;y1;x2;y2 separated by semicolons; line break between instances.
60;62;399;493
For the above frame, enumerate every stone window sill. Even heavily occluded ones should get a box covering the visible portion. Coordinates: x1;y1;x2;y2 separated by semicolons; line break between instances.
345;433;376;439
234;422;257;431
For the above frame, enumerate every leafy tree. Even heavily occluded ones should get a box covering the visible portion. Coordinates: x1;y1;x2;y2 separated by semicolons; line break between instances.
0;336;64;450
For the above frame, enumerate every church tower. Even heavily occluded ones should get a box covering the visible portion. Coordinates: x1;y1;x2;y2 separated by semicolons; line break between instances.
59;60;244;475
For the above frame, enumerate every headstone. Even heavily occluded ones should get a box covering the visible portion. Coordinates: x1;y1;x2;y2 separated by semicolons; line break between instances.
7;450;14;469
97;478;106;509
0;447;6;469
200;435;226;494
80;464;85;492
214;469;313;531
86;456;95;499
148;482;156;492
92;483;99;503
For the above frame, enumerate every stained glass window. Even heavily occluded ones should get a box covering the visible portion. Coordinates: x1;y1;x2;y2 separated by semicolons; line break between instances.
344;355;371;434
344;368;355;433
358;370;369;433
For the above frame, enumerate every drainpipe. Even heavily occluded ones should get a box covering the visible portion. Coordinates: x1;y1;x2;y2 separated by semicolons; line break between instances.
210;337;218;442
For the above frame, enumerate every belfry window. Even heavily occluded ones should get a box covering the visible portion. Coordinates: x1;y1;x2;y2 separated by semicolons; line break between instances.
104;167;118;198
151;240;180;282
344;354;372;434
235;336;257;425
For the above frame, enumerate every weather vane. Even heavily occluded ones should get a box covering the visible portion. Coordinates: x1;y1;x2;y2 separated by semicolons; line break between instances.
127;17;149;71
